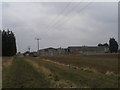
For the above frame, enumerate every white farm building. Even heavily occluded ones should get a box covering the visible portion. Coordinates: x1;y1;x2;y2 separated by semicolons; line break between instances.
38;46;109;56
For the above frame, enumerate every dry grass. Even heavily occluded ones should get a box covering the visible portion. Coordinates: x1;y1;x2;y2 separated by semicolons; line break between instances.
3;57;51;88
25;59;52;76
40;53;119;74
2;57;13;68
30;57;118;88
41;58;98;74
3;56;118;88
25;58;77;88
105;71;115;76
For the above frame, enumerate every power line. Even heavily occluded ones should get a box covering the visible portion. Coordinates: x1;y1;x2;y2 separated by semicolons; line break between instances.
45;2;72;31
58;2;93;28
46;2;93;33
45;1;85;33
45;0;78;31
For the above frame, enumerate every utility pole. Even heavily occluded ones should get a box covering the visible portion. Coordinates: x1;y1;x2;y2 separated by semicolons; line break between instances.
28;46;31;52
35;38;41;51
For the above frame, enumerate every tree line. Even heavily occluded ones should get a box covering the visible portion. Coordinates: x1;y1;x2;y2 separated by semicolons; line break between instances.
98;38;119;53
1;29;17;56
0;29;119;56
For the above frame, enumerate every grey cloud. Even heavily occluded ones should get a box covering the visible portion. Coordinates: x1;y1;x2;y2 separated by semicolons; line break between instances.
2;2;118;52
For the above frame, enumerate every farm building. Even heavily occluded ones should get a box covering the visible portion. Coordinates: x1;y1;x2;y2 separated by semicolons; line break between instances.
38;47;69;56
38;46;109;56
68;46;109;54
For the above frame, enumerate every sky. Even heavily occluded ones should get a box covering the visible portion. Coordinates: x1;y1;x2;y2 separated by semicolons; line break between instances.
2;2;119;53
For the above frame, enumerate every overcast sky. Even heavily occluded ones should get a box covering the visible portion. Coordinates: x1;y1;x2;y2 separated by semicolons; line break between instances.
2;2;118;53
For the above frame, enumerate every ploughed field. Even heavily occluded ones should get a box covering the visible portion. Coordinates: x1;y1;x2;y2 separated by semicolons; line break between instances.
2;54;119;88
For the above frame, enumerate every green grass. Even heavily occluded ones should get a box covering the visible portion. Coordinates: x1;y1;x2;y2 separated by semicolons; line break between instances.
2;56;119;88
2;57;50;88
27;57;118;88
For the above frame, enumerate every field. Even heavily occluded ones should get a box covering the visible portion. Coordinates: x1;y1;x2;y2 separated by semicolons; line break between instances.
41;54;119;74
2;54;119;88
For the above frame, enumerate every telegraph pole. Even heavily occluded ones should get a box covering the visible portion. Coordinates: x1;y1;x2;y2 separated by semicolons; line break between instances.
35;38;41;51
28;46;31;52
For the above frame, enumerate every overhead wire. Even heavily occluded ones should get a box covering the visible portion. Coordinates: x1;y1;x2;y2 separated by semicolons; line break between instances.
44;2;72;31
53;2;93;31
45;1;84;33
45;1;93;33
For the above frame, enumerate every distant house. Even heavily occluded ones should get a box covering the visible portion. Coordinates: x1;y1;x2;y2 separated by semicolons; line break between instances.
38;47;59;56
39;47;57;56
68;46;109;55
29;52;38;57
38;47;69;56
37;46;109;56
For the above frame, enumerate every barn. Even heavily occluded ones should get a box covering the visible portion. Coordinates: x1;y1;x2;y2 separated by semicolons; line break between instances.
38;46;109;56
38;47;68;56
68;46;109;55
